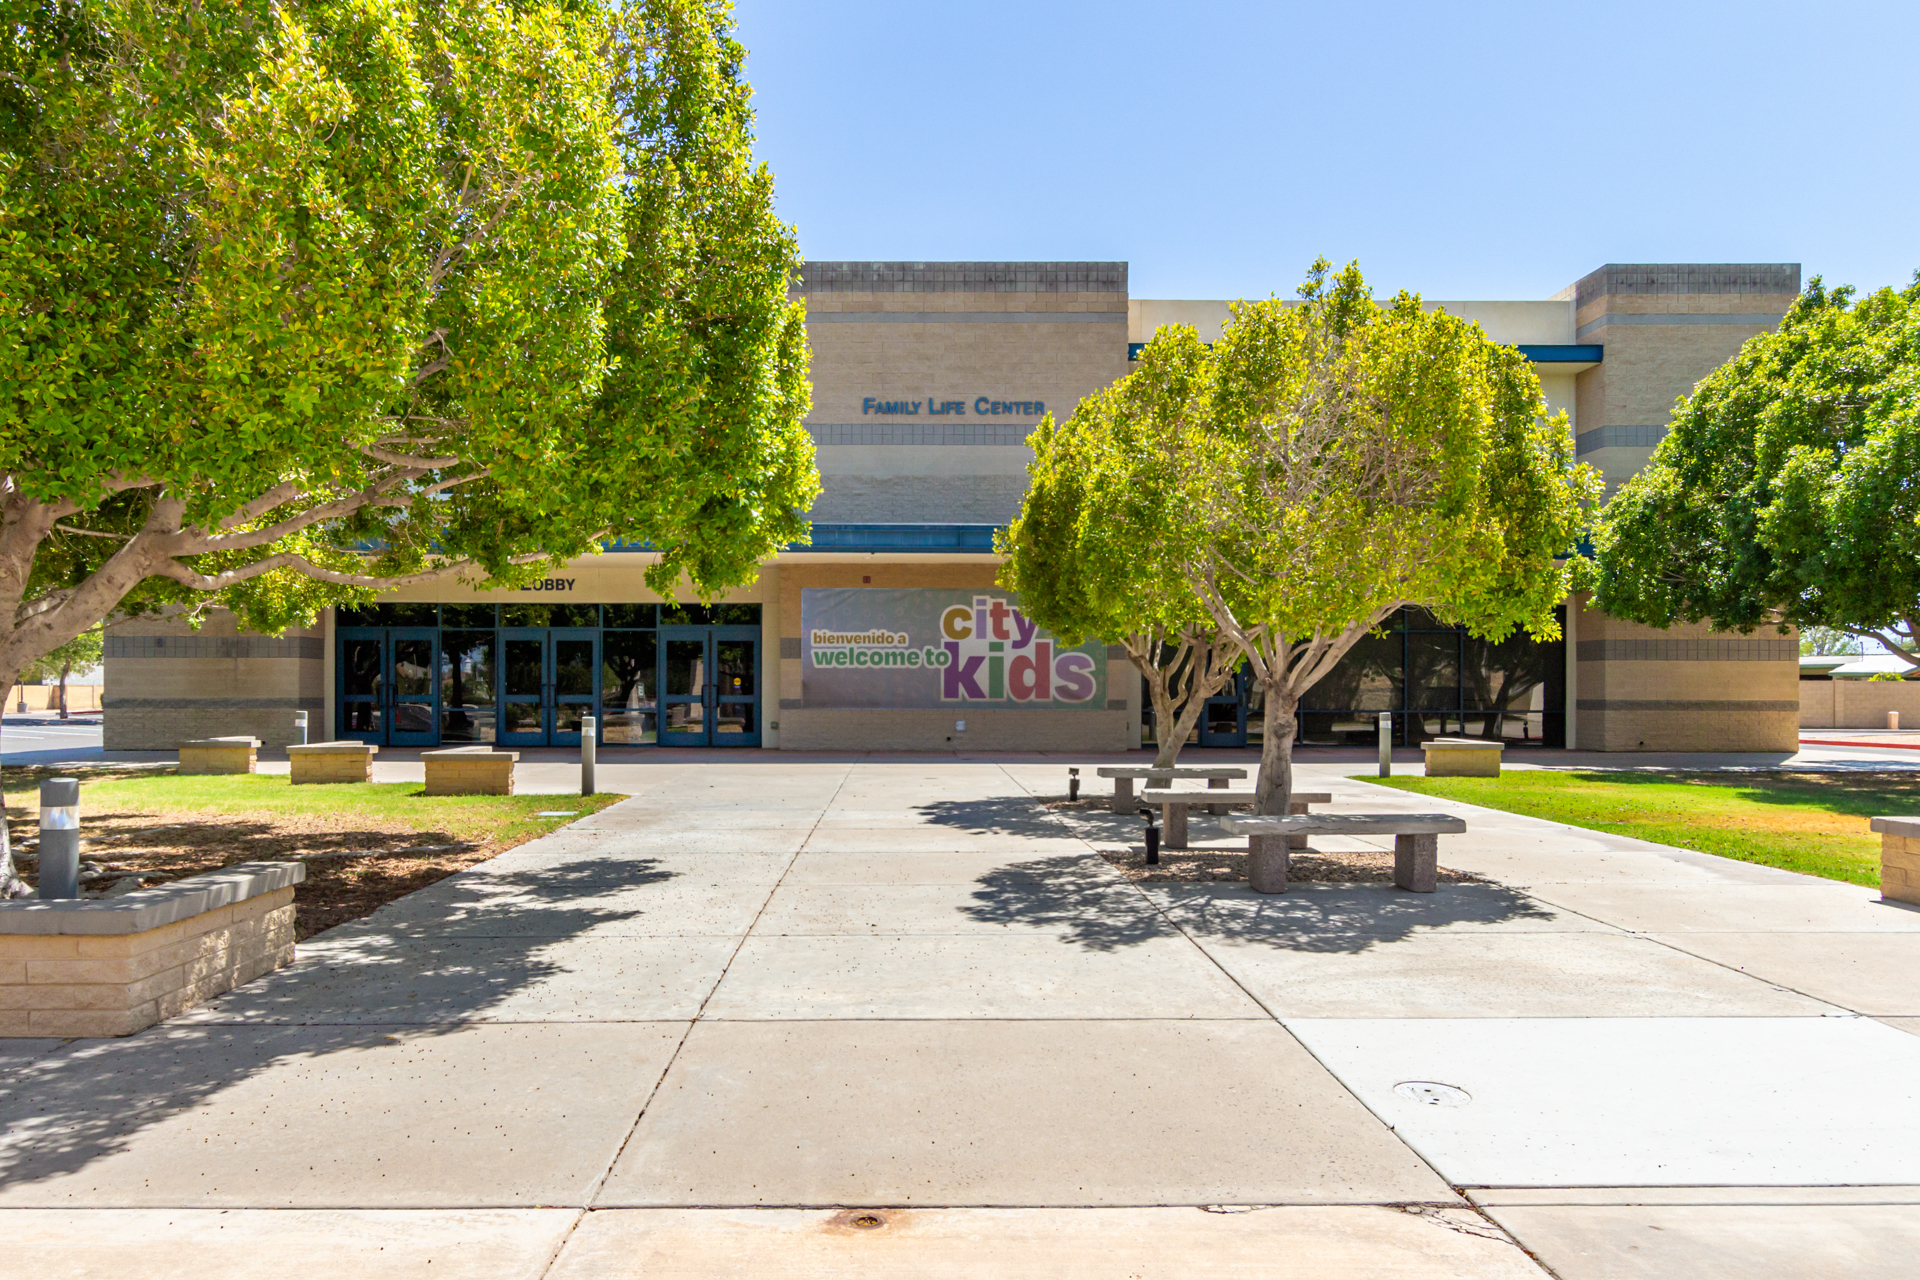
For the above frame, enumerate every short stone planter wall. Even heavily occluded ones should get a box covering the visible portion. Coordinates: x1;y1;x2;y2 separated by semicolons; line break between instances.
1869;816;1920;907
1422;738;1504;778
287;740;378;784
178;736;261;775
422;745;518;796
0;861;304;1037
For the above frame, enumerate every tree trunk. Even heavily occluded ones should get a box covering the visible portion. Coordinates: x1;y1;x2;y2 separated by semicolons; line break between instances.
1160;687;1213;766
58;661;71;719
1254;685;1299;815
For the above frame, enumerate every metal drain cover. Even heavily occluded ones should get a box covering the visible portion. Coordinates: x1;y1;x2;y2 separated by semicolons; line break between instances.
1393;1080;1471;1107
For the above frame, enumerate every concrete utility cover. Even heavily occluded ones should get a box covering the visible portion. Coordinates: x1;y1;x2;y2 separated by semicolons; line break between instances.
1289;1016;1920;1187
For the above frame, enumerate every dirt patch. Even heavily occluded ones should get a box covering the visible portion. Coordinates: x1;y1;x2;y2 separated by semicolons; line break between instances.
8;803;574;940
1099;845;1483;885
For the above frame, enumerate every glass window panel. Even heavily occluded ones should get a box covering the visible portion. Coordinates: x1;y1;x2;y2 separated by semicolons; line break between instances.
659;603;710;625
1204;698;1240;737
1299;712;1381;746
603;604;657;628
710;603;762;625
664;640;705;697
503;702;542;734
602;632;657;711
1407;632;1461;710
554;639;596;696
501;605;553;626
392;703;435;735
343;703;381;733
601;709;657;745
665;699;705;730
714;640;755;696
440;705;496;744
548;604;598;627
714;700;755;734
336;605;381;627
441;604;497;628
1403;607;1450;631
439;631;496;743
392;639;434;696
342;639;383;697
555;703;585;735
1301;633;1403;711
504;639;544;697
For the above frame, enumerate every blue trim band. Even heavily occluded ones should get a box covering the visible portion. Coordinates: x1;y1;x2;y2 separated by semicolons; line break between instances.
789;523;999;553
1516;344;1604;363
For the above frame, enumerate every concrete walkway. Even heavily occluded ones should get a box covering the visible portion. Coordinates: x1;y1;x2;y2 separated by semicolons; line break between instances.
2;759;1918;1277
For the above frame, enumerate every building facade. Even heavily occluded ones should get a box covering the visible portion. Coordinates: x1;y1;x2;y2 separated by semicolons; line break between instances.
103;261;1802;754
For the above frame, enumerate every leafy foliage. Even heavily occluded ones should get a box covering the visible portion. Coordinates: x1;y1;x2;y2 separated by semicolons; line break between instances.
1595;274;1920;664
998;330;1238;765
1122;260;1595;810
0;0;815;685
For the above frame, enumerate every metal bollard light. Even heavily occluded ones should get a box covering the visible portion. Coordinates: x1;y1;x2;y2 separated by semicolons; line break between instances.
1068;767;1080;802
1139;806;1160;865
37;777;81;899
581;715;597;796
294;709;309;746
1378;713;1392;778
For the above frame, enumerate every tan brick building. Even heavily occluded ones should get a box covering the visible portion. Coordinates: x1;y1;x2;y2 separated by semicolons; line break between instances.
105;261;1801;755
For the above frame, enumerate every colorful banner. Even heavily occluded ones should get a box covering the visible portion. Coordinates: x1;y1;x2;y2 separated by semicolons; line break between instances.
801;588;1106;709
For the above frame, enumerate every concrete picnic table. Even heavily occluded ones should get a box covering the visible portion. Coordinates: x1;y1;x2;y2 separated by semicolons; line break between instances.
1095;766;1248;813
1156;790;1334;849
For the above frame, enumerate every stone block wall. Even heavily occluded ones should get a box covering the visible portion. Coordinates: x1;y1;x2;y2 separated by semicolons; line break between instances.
423;755;516;795
289;748;375;784
0;883;296;1038
105;612;323;751
1798;680;1920;729
1566;263;1801;496
1572;596;1799;751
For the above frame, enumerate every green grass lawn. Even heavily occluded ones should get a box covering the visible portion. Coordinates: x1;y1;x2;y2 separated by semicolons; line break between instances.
1358;770;1918;886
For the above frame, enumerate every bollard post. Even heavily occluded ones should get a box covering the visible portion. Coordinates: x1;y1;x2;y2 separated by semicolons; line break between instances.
1139;807;1160;865
1378;713;1392;778
293;709;309;746
581;715;596;796
1068;767;1080;802
37;777;81;899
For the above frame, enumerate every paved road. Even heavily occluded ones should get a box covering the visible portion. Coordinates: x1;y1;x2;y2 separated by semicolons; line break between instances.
2;759;1918;1276
0;715;103;767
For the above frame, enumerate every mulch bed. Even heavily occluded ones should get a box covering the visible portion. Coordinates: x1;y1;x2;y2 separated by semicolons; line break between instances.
10;808;517;940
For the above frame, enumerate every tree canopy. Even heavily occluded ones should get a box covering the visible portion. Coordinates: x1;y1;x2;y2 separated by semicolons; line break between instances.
1595;275;1920;664
998;329;1240;766
1160;261;1596;812
0;0;816;690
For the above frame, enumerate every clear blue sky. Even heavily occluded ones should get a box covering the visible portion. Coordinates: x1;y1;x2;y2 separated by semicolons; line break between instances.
731;0;1919;301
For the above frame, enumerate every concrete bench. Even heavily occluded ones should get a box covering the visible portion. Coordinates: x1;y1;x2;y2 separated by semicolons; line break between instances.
287;740;378;784
1422;737;1504;777
178;736;260;775
1096;766;1248;813
0;861;303;1037
1869;816;1920;906
422;745;518;796
1221;813;1467;895
1156;791;1333;849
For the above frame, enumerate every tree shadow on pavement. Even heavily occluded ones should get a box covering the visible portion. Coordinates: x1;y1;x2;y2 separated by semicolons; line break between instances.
0;853;680;1192
956;856;1556;957
913;795;1084;839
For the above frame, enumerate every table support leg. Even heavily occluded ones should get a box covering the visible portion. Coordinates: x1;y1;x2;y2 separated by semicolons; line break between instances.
1287;800;1310;849
1111;776;1134;815
1164;803;1187;850
1394;832;1437;893
1249;834;1289;894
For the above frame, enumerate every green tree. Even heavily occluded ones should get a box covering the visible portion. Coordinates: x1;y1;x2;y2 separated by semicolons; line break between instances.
0;0;815;894
1800;626;1864;658
16;623;102;718
1178;261;1597;814
1595;276;1920;666
998;330;1240;767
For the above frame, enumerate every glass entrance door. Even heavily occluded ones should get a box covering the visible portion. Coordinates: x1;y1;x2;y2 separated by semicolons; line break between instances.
499;629;600;747
336;629;438;745
388;629;439;746
659;627;760;747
